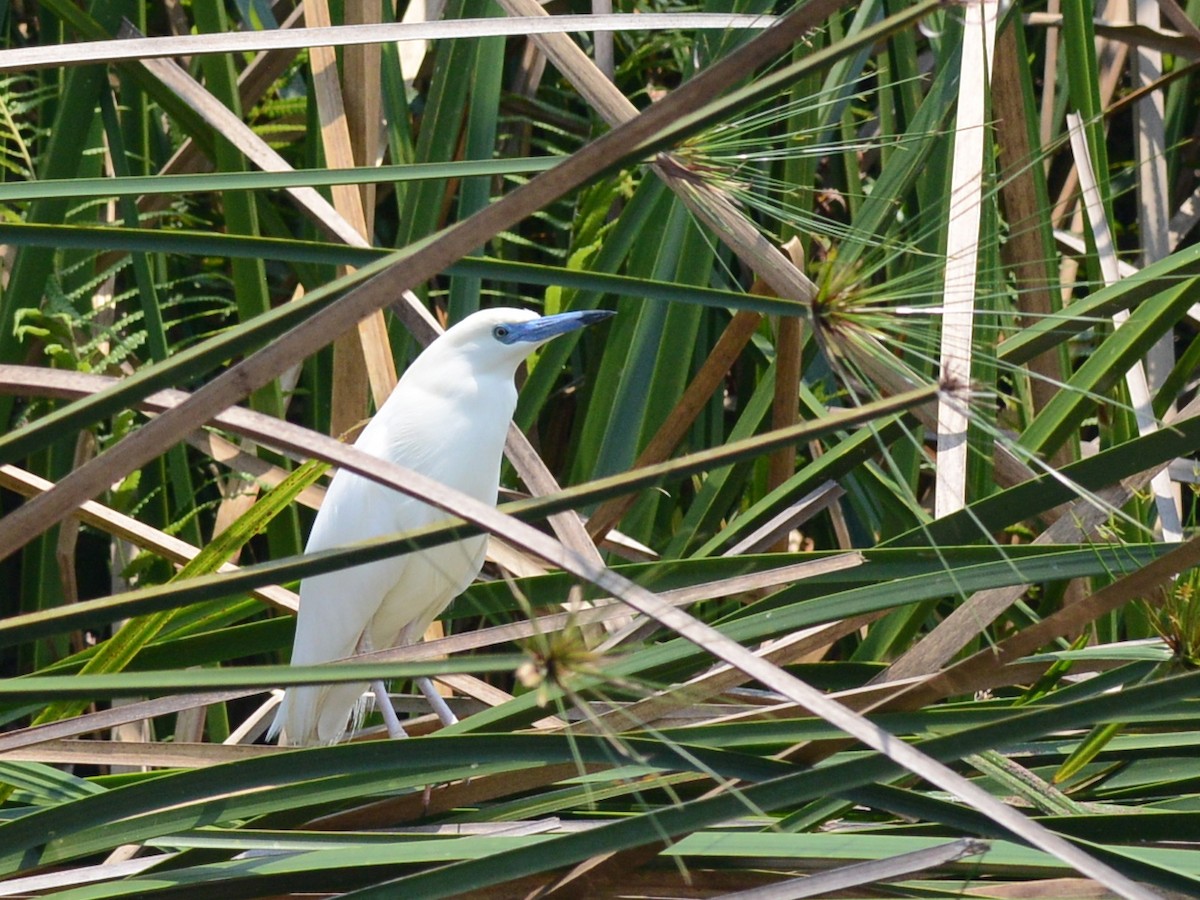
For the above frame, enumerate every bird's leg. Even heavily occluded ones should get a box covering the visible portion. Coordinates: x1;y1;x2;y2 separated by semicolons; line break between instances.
416;677;459;726
371;680;408;739
416;678;459;808
357;630;407;740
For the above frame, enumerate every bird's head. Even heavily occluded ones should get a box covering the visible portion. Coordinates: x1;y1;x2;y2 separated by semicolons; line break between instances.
431;307;616;377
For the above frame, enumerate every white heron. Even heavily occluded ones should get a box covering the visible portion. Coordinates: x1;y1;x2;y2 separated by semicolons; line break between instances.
271;306;614;746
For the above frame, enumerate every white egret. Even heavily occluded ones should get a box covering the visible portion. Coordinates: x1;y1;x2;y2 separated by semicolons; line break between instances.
271;307;613;746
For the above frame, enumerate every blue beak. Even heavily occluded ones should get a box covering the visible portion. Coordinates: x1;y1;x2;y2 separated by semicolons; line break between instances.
502;309;615;345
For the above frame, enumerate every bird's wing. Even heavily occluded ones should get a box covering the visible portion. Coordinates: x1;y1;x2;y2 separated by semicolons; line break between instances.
289;470;453;664
369;532;488;651
278;471;483;745
276;472;421;744
278;554;418;745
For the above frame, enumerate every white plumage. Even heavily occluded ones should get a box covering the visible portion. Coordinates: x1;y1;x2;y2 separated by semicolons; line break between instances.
272;306;611;745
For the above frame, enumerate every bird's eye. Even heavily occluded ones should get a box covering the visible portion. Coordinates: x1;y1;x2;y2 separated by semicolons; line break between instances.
493;325;510;339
